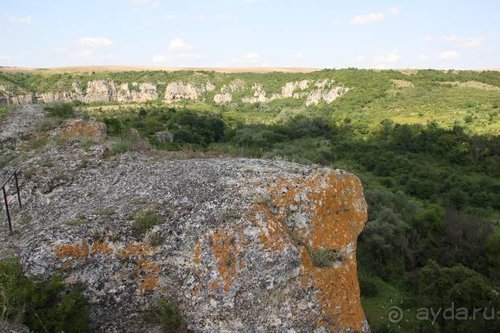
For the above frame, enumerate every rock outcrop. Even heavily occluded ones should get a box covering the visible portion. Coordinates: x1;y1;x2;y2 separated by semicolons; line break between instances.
281;80;310;98
213;80;245;104
116;82;159;103
165;81;215;103
0;77;350;107
50;119;107;142
305;80;349;106
2;147;369;332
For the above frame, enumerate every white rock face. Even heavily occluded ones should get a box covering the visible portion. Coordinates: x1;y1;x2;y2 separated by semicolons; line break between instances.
242;84;280;103
165;81;214;104
213;80;245;104
83;80;114;103
0;76;349;107
116;82;158;103
281;80;309;98
305;80;349;106
214;92;232;103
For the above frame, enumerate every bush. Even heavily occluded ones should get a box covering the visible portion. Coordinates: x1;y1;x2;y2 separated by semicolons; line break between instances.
132;209;163;236
310;248;341;268
154;299;186;332
359;276;378;297
45;103;75;119
0;258;91;332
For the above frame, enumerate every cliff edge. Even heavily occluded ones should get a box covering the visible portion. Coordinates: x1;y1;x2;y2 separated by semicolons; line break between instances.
0;111;369;332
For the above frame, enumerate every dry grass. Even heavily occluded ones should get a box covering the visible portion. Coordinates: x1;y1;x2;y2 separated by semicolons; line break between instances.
0;65;320;74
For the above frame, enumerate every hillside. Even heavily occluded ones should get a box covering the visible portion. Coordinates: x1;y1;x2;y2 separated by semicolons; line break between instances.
1;69;499;332
1;68;499;134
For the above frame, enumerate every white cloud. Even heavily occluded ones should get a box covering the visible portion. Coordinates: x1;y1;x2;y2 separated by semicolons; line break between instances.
293;52;304;60
352;12;385;25
76;36;113;48
389;8;401;16
243;52;261;63
166;14;176;21
442;35;484;48
427;35;485;48
169;38;193;52
8;15;32;24
440;50;459;60
232;52;269;66
153;38;203;63
373;50;401;63
419;54;430;61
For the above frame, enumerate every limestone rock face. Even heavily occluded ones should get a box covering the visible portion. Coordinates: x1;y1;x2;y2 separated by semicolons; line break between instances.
5;151;369;332
306;80;349;106
213;92;232;103
282;80;310;98
165;81;215;103
0;92;34;105
213;80;245;104
0;77;350;107
83;80;116;103
116;82;159;103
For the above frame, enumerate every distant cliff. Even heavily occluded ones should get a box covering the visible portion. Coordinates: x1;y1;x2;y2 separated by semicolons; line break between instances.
0;75;349;107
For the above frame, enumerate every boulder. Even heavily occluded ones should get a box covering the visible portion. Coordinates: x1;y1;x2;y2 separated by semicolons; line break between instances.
52;119;107;141
7;154;369;332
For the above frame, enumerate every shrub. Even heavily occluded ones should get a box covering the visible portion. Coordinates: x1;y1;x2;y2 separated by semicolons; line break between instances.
0;258;91;332
359;276;378;297
310;248;341;268
45;103;75;119
132;210;163;236
154;299;186;333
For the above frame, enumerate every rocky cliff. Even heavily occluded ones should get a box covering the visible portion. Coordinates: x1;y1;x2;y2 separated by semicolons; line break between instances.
0;107;368;332
0;77;349;107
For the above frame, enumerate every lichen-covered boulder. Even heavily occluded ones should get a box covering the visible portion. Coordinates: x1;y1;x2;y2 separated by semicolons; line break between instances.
5;153;369;332
51;119;107;141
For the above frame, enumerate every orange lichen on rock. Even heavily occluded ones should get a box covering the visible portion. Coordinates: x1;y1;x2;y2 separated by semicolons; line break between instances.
137;258;161;274
193;242;202;265
139;275;160;292
54;240;162;293
304;173;367;331
54;240;91;259
209;227;241;292
117;242;158;257
253;202;289;251
59;119;106;141
253;170;368;331
91;241;113;254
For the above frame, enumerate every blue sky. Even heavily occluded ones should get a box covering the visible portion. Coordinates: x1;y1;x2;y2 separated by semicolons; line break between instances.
1;0;499;69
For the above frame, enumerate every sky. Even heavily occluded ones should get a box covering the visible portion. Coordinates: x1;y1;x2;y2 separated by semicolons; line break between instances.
0;0;499;69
